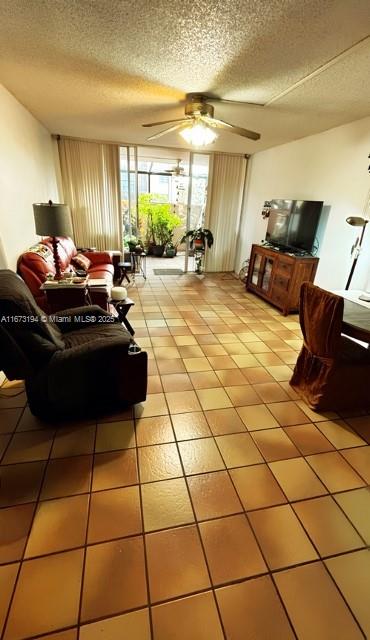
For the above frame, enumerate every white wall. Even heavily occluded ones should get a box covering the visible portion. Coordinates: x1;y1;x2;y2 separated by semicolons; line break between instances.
0;84;60;270
236;116;370;291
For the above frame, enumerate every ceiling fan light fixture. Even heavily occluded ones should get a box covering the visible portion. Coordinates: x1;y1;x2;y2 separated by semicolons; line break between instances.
179;122;217;146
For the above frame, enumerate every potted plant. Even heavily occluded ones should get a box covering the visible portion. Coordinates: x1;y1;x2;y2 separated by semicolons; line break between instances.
139;194;181;257
124;234;140;253
165;242;176;258
165;233;178;258
181;227;214;274
181;228;214;251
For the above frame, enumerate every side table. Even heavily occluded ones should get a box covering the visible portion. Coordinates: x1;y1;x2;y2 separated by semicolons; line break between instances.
118;260;133;285
109;297;135;335
40;281;89;313
130;252;147;279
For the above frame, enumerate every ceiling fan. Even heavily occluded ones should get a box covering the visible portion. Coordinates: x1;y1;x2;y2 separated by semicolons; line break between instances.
164;159;185;176
142;94;261;145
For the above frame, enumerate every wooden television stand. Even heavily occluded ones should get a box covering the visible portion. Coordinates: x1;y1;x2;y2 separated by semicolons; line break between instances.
246;244;319;315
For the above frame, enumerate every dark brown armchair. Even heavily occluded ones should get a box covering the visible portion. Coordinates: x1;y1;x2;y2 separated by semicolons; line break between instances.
0;270;147;418
290;282;370;411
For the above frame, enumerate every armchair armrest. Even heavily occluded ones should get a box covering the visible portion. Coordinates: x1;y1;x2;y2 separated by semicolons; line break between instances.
51;335;131;362
83;251;113;265
50;305;117;332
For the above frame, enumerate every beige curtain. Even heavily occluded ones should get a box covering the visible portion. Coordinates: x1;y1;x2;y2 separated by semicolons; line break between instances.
204;153;247;272
58;138;121;250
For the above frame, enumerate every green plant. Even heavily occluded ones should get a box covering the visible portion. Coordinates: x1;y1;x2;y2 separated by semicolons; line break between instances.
124;234;137;244
124;234;143;252
181;227;214;274
165;232;178;249
139;194;181;246
181;227;214;250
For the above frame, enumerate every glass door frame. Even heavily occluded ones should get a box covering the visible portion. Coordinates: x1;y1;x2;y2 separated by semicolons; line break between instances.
120;146;210;274
184;152;194;273
183;151;210;273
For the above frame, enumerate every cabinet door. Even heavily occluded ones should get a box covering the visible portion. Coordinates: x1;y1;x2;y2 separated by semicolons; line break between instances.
251;252;262;286
261;257;274;293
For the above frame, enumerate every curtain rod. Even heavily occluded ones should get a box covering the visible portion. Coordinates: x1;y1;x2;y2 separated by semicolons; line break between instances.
53;134;250;159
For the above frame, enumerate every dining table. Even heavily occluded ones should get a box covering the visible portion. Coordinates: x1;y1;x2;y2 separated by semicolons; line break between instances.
342;298;370;343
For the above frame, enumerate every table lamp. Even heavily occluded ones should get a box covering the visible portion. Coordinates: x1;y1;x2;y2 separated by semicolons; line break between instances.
33;200;73;280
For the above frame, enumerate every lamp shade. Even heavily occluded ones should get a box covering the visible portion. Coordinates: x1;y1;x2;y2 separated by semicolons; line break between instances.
33;201;73;237
346;216;368;227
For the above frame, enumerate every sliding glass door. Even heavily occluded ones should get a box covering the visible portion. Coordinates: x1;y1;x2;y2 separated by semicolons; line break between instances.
120;146;138;237
119;146;210;273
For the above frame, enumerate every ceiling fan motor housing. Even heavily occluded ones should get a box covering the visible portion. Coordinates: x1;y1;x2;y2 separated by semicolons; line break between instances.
185;97;214;118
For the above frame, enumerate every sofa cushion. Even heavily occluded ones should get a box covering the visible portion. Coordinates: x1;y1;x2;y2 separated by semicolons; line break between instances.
88;265;114;280
72;253;91;271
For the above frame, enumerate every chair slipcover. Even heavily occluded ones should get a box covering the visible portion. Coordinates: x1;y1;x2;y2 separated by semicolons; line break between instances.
290;282;370;410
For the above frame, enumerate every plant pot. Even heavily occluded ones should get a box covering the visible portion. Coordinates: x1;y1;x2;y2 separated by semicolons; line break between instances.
134;245;143;254
194;239;205;250
165;248;176;258
153;244;165;257
128;243;137;253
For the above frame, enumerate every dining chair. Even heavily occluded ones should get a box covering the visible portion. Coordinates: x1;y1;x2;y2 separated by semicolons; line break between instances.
290;282;370;410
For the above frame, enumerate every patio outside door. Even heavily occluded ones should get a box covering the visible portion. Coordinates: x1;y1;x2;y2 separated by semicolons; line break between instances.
119;146;210;273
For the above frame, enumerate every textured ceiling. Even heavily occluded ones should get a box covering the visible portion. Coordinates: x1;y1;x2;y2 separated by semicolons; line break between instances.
0;0;369;153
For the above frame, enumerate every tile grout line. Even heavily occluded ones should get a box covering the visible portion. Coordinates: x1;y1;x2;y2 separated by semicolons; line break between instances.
210;426;299;640
203;391;370;632
0;425;368;468
75;418;98;640
319;558;367;639
134;412;155;640
164;398;228;640
0;413;59;640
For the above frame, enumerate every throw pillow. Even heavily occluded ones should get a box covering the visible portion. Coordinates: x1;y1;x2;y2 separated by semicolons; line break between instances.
72;253;91;271
28;244;53;260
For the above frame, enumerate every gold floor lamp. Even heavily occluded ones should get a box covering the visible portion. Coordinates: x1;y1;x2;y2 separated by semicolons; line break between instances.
345;216;369;291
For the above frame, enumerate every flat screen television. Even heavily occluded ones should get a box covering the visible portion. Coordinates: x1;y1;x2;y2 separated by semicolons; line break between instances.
265;199;323;254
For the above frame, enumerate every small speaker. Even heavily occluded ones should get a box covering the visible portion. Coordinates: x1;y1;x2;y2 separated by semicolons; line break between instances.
111;286;127;301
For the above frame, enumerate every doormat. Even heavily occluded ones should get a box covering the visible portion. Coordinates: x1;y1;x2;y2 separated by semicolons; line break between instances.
153;269;184;275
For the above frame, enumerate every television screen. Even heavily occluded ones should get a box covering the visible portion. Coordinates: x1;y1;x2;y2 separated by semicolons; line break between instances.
265;199;323;253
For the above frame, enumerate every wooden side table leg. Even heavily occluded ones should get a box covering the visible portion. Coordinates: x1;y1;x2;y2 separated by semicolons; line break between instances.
122;317;135;336
115;301;135;336
119;267;131;285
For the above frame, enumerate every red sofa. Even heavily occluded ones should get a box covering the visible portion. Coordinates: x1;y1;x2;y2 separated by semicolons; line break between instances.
17;237;114;311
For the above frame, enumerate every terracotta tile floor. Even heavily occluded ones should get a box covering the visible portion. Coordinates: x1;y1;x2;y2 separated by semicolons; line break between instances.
0;272;369;639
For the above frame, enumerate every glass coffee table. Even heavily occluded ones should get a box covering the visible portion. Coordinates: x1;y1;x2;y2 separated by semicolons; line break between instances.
108;297;135;335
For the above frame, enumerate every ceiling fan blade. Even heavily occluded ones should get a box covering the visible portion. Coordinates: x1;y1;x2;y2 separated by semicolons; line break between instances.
142;118;190;128
202;116;260;141
206;96;264;107
146;122;188;141
186;93;264;107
